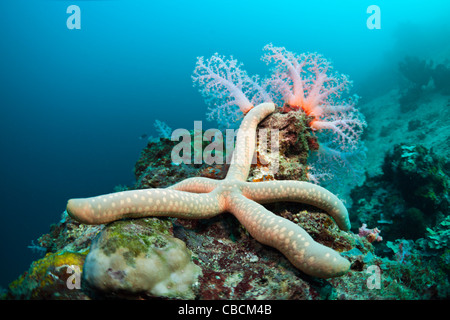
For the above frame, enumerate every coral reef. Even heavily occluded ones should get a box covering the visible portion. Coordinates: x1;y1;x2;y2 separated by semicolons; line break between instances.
360;89;450;179
5;45;448;300
350;143;449;242
65;103;353;279
424;215;450;251
173;208;363;300
382;238;449;298
348;143;449;298
5;130;449;300
382;144;449;217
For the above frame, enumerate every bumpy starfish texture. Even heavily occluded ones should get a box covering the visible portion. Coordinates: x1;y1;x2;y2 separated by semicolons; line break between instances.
67;102;351;278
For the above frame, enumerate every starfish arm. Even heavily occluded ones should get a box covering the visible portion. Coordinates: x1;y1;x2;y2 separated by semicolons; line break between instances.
66;189;223;225
226;102;275;181
241;180;350;231
228;193;350;278
168;177;219;193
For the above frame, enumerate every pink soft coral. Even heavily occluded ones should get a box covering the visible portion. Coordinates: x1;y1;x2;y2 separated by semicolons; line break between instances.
192;45;367;199
262;43;366;150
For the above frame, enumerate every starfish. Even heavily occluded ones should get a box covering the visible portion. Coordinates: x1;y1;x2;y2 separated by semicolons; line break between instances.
67;102;351;278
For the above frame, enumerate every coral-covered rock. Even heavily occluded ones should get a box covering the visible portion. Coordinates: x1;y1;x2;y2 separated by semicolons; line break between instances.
6;250;89;300
351;143;449;241
134;138;203;189
7;118;448;300
37;211;104;254
174;210;361;300
250;109;314;182
382;144;449;216
82;218;202;299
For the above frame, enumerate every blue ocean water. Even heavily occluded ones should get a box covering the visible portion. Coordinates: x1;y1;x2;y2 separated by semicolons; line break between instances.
0;0;449;289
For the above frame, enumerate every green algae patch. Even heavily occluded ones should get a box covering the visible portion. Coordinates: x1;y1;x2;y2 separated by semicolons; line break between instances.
99;218;173;266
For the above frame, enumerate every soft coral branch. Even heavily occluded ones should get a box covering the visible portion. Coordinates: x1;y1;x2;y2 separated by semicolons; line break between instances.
262;43;366;150
261;44;308;106
191;45;367;201
312;107;365;150
192;53;270;126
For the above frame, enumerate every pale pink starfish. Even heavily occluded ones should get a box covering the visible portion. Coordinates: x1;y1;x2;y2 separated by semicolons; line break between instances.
67;103;351;278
